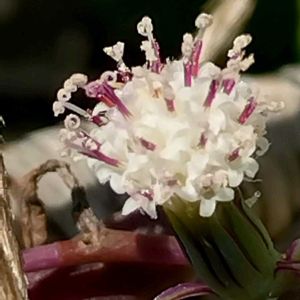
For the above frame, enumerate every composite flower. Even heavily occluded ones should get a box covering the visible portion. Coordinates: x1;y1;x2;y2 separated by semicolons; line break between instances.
53;13;283;218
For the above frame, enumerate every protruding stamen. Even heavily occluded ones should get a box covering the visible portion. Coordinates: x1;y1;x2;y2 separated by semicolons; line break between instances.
140;138;156;151
195;13;213;34
65;131;120;167
238;97;257;124
204;79;219;107
222;79;236;95
101;82;131;117
81;148;120;166
141;40;157;62
228;34;252;59
191;40;203;77
182;33;194;86
137;16;162;73
103;42;125;63
184;62;192;87
63;102;90;118
151;40;162;73
85;81;131;117
137;16;153;38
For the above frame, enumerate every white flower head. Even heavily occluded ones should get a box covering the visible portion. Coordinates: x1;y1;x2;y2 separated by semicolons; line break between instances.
54;12;283;219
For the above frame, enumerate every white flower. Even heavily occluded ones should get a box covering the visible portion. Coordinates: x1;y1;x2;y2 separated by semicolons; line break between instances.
54;12;283;219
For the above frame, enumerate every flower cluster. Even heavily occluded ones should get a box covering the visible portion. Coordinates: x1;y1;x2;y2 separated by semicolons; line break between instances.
53;13;283;218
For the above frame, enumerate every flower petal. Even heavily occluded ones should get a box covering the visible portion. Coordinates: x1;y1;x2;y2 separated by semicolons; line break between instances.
122;197;140;215
199;199;216;217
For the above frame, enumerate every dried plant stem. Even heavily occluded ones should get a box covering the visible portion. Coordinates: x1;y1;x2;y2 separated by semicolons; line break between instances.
0;154;28;300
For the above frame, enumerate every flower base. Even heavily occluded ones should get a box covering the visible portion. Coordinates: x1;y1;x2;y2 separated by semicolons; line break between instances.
164;197;280;300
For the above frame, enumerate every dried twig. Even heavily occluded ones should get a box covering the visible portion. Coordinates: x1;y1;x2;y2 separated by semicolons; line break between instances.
16;159;97;248
0;154;28;299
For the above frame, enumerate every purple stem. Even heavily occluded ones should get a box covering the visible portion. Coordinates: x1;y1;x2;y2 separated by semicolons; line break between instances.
154;282;213;300
22;229;190;273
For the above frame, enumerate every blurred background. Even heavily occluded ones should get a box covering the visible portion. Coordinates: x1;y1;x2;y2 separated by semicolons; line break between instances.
0;0;298;138
2;0;300;248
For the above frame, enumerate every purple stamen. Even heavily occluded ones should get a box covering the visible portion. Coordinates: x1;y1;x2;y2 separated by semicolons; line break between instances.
81;149;119;166
85;81;102;98
140;138;156;151
100;82;131;117
222;78;236;95
91;115;106;126
165;98;175;112
184;62;192;87
117;71;133;83
238;97;257;124
65;132;119;167
203;79;219;107
85;81;131;117
191;40;203;77
151;40;163;73
228;148;240;161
